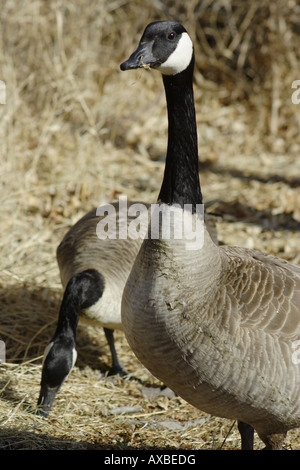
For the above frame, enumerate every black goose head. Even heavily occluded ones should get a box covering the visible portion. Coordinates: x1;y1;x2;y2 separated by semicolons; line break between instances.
120;21;194;76
37;337;77;417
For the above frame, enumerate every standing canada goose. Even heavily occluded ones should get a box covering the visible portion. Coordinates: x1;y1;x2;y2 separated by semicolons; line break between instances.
120;21;300;450
37;201;150;417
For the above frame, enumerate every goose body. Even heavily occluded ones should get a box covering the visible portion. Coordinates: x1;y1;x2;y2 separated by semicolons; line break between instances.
121;21;300;449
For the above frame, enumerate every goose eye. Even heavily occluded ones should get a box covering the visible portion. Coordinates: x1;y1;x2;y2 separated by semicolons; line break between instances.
168;32;176;40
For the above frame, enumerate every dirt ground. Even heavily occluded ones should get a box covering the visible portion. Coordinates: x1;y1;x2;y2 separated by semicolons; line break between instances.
0;0;299;450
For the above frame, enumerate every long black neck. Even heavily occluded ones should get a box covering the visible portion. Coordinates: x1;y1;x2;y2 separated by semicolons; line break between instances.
54;269;104;341
158;55;203;210
55;289;80;340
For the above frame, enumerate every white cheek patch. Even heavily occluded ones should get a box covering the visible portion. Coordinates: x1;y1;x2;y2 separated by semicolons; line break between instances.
158;32;193;75
64;348;77;382
71;347;77;369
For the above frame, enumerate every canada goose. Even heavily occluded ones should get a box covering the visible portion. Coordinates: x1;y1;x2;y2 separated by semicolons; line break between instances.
37;201;150;417
120;21;300;450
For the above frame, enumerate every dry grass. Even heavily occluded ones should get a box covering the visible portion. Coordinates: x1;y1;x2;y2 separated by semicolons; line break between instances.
0;0;300;450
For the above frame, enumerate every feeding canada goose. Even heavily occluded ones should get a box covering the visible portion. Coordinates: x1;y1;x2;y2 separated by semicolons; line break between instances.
37;200;218;417
37;201;150;417
120;21;300;450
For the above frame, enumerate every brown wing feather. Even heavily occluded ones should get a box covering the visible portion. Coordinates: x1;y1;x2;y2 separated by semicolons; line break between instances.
221;246;300;339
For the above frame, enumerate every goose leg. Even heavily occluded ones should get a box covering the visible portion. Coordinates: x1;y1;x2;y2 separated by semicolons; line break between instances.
104;327;127;376
238;421;254;450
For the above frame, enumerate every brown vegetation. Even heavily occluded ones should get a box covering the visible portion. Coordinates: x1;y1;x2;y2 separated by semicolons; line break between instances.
0;0;299;450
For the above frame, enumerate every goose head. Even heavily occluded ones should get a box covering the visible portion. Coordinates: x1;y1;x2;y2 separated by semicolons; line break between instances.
121;21;201;209
120;21;194;76
37;338;77;417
